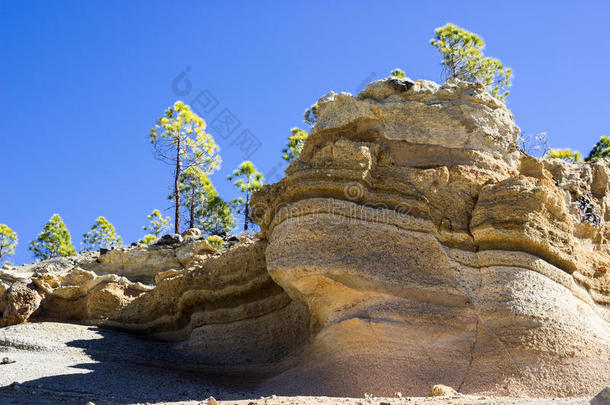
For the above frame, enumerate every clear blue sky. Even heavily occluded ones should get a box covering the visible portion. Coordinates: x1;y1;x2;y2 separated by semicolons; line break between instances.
1;1;609;265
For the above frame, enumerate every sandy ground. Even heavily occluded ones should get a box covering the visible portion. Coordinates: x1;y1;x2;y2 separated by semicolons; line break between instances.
0;322;595;405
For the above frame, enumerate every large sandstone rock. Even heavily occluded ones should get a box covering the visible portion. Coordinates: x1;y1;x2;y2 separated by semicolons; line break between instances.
251;78;610;397
106;238;309;365
0;236;309;368
1;78;608;400
0;282;41;327
78;239;216;282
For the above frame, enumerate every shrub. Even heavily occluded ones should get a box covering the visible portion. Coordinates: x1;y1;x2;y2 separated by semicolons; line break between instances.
546;148;582;163
206;235;223;250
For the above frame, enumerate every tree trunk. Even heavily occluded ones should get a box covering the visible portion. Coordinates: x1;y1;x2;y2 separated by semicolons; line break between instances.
174;139;181;234
189;188;195;229
244;190;249;231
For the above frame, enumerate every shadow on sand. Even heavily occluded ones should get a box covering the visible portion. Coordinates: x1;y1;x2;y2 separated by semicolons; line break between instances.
0;324;288;404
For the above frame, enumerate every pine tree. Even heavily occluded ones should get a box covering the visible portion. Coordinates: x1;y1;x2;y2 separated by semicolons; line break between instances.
228;161;263;231
197;196;236;235
82;216;122;251
149;101;221;234
430;23;512;101
0;224;18;265
169;166;217;229
282;127;308;163
29;214;76;259
586;136;610;161
142;209;172;242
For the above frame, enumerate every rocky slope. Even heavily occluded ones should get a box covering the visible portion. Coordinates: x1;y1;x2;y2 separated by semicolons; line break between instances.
1;78;608;400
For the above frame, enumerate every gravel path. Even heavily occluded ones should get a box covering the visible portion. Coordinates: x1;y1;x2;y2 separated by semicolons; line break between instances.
0;322;594;405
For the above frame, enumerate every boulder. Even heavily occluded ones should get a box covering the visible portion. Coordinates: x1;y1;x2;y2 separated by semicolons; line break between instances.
181;228;202;239
427;385;458;397
0;283;41;326
156;233;183;245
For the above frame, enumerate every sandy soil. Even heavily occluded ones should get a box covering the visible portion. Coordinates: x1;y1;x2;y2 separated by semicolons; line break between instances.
0;322;594;405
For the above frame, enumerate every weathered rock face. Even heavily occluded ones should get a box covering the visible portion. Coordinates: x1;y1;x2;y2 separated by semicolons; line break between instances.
0;236;309;368
79;238;217;283
251;78;610;397
105;239;310;365
1;78;608;399
0;282;41;327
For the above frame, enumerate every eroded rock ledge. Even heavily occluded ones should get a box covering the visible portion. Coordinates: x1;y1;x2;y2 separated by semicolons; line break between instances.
0;236;310;366
1;78;609;398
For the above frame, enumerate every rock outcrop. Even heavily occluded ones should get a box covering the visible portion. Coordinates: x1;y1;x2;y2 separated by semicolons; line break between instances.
1;78;608;399
0;283;41;327
0;235;310;367
251;78;610;397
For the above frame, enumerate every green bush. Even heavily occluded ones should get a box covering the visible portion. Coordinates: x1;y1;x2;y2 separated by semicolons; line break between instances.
140;234;157;244
206;235;223;250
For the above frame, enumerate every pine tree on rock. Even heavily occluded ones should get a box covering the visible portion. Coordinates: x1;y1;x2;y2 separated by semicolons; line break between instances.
169;166;217;230
430;23;512;101
0;224;18;265
197;196;236;236
149;101;221;234
29;214;76;260
228;161;263;231
282;127;308;163
142;209;172;242
82;216;122;252
586;136;610;161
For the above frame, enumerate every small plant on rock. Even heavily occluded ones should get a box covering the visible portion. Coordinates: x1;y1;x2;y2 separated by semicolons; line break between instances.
546;148;582;163
390;68;406;78
282;127;308;163
206;235;223;250
143;209;172;241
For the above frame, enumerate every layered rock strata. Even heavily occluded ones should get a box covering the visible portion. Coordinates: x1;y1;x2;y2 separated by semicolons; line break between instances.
0;237;310;366
1;78;608;398
251;78;610;397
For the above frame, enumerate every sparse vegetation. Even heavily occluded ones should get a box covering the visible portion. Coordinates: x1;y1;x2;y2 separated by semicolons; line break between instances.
430;23;512;101
282;127;308;163
29;214;76;259
149;101;221;234
82;216;122;251
520;132;550;157
0;224;18;265
139;234;158;245
546;148;583;163
206;235;223;250
228;161;263;231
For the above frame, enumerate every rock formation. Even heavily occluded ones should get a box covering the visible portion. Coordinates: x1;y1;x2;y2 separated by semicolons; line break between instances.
1;78;608;399
251;78;610;397
0;234;310;367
